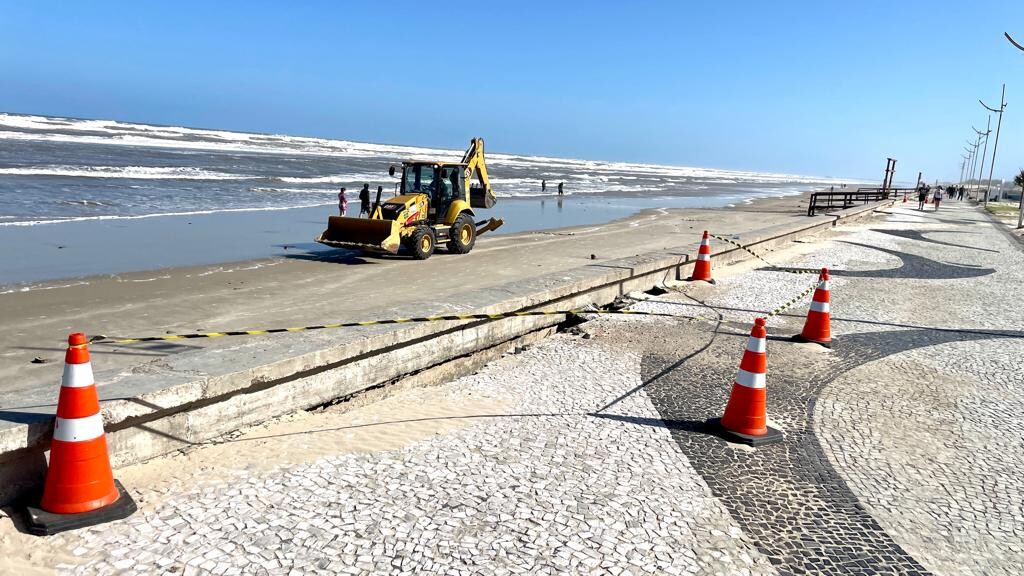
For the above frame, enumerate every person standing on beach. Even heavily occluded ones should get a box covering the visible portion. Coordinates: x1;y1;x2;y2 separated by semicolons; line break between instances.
541;179;546;193
359;184;371;217
557;182;564;196
933;186;943;211
338;187;348;216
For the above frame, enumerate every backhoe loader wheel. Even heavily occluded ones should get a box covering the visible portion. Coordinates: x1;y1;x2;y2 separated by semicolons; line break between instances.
446;213;477;254
410;226;435;260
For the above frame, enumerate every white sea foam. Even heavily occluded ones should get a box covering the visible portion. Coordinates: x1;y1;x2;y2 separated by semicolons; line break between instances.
274;172;386;184
0;165;252;180
0;202;334;227
249;187;339;194
0;113;864;186
0;280;90;295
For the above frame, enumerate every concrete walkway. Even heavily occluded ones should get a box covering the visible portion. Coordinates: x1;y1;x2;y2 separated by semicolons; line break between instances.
3;201;1022;575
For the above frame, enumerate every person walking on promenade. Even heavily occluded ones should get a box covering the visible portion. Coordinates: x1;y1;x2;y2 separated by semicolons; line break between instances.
958;186;965;201
933;185;943;211
541;179;546;193
359;183;371;217
917;183;928;210
557;182;564;196
338;187;348;216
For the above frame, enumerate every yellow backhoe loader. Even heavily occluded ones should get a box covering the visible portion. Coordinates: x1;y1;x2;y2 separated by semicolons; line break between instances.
315;138;504;259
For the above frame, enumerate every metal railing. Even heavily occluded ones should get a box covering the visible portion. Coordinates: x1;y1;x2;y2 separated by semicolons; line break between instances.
806;187;912;216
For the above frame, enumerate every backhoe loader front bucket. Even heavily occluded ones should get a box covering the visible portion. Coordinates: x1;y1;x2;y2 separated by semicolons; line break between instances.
475;217;504;237
315;216;402;254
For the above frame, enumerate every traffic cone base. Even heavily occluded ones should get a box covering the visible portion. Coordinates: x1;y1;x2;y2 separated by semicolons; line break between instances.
790;333;833;348
24;480;137;536
706;417;784;447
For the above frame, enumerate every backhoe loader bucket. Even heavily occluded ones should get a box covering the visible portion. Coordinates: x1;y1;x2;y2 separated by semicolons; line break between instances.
475;217;504;236
315;216;402;254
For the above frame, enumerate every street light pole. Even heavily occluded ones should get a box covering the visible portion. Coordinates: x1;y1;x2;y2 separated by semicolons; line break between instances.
966;139;980;198
1005;32;1024;227
973;118;992;204
981;84;1007;203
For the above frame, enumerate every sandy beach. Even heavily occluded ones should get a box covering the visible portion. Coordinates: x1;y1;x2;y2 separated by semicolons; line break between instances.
0;193;815;404
0;193;805;287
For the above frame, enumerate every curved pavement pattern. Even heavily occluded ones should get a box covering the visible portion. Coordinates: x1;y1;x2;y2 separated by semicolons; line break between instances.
634;202;1024;575
10;202;1023;575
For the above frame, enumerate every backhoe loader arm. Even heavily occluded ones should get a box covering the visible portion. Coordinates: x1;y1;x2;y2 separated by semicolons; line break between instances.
461;137;496;208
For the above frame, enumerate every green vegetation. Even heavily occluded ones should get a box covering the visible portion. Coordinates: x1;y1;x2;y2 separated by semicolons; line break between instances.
986;202;1019;216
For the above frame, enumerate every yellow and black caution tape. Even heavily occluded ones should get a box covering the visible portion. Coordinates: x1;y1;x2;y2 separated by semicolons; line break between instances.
91;309;682;344
94;234;827;345
764;281;820;319
709;233;820;276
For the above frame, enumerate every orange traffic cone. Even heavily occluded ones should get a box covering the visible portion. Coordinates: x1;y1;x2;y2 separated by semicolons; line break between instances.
687;230;715;283
24;333;136;536
792;268;832;347
707;318;783;446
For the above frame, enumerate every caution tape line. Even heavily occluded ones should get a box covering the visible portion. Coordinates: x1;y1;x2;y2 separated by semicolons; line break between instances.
92;309;683;344
708;234;816;275
765;282;819;319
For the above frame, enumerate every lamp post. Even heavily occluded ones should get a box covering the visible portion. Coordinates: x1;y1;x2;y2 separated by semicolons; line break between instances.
973;119;992;204
963;148;973;187
980;85;1007;203
965;139;980;198
1005;32;1024;227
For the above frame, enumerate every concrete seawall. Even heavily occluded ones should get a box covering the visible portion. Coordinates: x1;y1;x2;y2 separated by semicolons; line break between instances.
0;200;890;505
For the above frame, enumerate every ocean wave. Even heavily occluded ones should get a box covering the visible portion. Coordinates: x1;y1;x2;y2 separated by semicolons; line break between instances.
0;114;866;185
0;202;334;227
0;280;90;295
273;172;387;184
249;186;339;194
0;165;253;180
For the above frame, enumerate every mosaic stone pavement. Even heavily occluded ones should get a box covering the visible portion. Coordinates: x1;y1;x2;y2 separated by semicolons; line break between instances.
25;203;1024;575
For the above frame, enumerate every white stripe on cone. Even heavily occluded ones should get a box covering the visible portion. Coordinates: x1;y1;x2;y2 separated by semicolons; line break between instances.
819;280;830;291
697;253;711;261
734;368;766;389
53;414;105;442
61;362;95;388
810;300;830;313
746;337;767;353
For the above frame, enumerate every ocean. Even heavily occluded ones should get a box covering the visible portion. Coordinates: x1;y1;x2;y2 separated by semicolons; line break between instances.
0;113;857;287
0;113;849;227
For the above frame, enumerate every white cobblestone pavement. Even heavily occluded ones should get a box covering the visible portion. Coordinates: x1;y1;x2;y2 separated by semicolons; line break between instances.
4;202;1023;575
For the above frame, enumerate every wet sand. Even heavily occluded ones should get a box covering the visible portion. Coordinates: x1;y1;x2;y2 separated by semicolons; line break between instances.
0;194;797;287
0;193;815;404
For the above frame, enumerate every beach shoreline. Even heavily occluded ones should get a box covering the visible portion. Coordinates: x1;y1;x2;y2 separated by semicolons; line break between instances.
0;190;814;289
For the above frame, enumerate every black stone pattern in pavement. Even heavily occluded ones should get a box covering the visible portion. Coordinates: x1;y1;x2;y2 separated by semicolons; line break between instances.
825;242;995;280
620;243;1021;575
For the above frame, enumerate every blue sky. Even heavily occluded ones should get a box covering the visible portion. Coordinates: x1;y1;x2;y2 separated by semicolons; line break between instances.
3;1;1024;182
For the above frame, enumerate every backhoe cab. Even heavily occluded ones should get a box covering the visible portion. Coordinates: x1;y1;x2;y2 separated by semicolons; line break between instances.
315;137;503;259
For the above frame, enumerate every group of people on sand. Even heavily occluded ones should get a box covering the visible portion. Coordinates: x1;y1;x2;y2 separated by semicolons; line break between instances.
337;184;380;217
916;183;966;212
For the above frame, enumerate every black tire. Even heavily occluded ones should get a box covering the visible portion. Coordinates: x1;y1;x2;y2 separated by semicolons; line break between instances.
409;226;435;260
446;213;476;254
